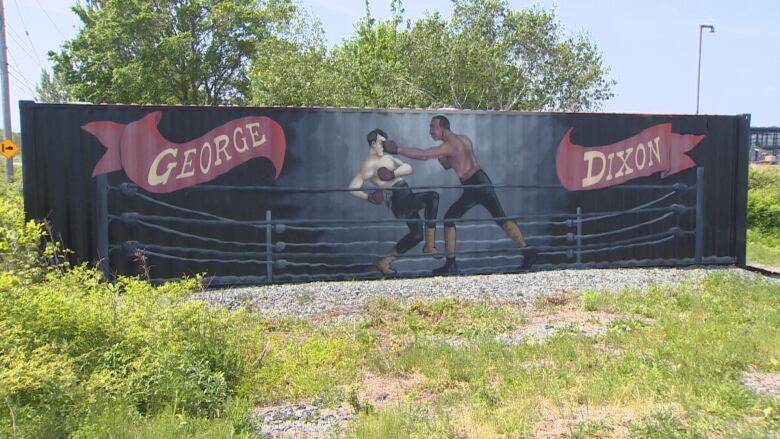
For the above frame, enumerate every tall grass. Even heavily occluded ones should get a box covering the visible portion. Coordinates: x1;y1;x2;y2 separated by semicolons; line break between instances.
747;165;780;266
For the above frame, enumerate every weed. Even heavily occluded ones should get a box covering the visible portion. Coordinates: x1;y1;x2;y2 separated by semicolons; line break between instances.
294;289;314;304
347;386;374;415
628;410;689;438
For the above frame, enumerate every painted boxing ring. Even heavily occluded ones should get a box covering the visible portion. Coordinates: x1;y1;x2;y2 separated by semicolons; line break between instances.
96;167;732;286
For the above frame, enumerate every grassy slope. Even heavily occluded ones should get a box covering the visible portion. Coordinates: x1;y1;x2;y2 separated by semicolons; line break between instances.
347;276;780;438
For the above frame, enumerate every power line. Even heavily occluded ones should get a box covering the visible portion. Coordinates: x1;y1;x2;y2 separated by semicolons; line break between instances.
31;0;68;40
8;67;37;96
8;52;40;94
8;72;36;96
11;0;46;68
8;72;36;98
6;27;45;71
6;24;35;55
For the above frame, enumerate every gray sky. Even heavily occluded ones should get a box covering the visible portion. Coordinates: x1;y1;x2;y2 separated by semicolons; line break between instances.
4;0;779;129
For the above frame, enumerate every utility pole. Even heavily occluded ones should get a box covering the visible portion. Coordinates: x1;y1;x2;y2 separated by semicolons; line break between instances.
0;0;13;182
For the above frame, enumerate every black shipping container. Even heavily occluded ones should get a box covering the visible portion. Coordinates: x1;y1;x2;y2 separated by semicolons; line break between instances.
21;102;750;285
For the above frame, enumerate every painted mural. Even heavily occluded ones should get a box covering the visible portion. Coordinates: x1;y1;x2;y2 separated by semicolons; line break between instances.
20;103;750;285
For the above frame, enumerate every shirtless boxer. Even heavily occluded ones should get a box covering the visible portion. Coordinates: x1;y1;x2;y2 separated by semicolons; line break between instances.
349;129;441;276
383;116;528;275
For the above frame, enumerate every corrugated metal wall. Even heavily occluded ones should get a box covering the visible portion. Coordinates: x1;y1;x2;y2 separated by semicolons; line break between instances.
21;102;749;285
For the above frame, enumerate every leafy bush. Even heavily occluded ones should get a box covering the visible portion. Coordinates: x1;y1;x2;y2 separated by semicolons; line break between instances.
0;175;261;438
0;265;266;437
747;166;780;235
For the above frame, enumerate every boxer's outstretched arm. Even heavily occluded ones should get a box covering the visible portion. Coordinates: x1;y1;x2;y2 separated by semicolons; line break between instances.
398;143;451;160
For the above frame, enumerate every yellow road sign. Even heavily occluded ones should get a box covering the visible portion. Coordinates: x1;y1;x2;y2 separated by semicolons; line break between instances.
1;139;19;159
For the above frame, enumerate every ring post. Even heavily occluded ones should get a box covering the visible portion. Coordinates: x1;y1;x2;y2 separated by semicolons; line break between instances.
576;207;583;264
265;210;273;283
695;167;704;264
95;174;110;280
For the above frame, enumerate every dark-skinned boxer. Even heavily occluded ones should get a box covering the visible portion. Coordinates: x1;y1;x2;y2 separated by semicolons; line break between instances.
349;129;441;276
383;116;529;275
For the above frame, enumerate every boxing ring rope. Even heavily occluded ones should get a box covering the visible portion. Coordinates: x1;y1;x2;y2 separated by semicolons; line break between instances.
94;167;724;286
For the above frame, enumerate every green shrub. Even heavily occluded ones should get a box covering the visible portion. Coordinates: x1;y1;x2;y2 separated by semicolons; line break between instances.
0;172;266;437
749;165;780;191
748;188;780;234
747;167;780;235
0;262;266;437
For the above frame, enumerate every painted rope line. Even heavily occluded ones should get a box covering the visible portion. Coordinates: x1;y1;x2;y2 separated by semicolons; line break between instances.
111;205;684;229
579;212;676;240
135;182;693;193
120;228;692;267
108;178;698;285
136;219;271;248
117;184;683;227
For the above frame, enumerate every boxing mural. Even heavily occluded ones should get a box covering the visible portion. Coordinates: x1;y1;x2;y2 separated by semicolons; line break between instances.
21;102;750;285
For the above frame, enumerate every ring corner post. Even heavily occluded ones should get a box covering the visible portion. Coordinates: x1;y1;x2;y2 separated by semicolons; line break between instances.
265;210;273;284
695;167;705;264
576;207;582;264
95;174;111;280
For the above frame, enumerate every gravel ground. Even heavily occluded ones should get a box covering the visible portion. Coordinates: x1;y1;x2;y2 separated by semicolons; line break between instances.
253;403;356;439
189;267;774;319
191;267;777;438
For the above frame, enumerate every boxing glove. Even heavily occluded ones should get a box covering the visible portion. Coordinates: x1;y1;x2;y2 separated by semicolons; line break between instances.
377;167;395;181
382;139;399;154
368;190;384;205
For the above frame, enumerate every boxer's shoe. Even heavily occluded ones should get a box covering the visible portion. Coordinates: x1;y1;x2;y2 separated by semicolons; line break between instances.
432;257;459;276
375;250;398;276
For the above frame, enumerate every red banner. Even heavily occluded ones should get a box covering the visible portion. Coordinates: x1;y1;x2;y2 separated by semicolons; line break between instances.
555;123;704;191
83;111;286;193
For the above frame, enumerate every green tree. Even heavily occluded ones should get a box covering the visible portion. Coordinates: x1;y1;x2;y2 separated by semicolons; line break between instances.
51;0;302;105
248;8;345;106
253;0;614;111
35;69;71;103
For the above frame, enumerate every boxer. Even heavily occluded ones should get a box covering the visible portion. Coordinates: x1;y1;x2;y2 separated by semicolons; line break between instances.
383;116;529;275
349;129;441;276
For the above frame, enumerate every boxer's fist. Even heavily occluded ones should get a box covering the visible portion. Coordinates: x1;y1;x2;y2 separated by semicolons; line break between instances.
438;156;451;169
382;139;399;154
377;167;395;181
368;190;384;205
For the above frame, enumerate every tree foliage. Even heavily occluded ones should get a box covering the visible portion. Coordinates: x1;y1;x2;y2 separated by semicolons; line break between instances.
50;0;301;105
252;0;615;111
49;0;615;111
35;69;71;104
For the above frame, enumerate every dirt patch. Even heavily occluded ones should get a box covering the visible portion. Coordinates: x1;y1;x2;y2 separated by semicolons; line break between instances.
376;298;653;348
358;371;433;411
533;401;682;438
376;329;414;353
499;301;652;345
537;290;575;307
251;372;431;438
742;369;780;399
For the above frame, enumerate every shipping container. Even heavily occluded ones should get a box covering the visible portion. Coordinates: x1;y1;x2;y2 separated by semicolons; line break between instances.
21;102;750;285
